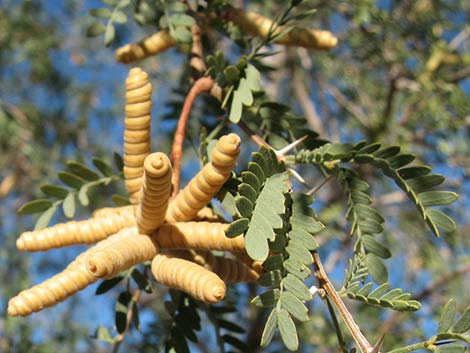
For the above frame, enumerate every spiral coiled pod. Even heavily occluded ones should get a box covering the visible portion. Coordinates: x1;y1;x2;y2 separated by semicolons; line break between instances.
166;133;241;223
227;9;338;50
8;228;132;316
194;207;223;222
154;222;246;253
86;230;160;279
92;205;136;218
124;68;152;204
136;153;172;235
151;253;226;303
16;211;136;252
180;250;260;283
115;30;175;64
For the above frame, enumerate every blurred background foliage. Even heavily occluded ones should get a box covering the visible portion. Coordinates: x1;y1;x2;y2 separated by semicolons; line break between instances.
0;0;468;352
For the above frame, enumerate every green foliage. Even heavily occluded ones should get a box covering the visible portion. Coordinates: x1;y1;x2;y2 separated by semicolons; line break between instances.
17;155;122;229
3;1;469;353
250;191;323;351
225;146;289;261
296;141;458;237
163;290;202;353
344;282;421;312
86;0;131;46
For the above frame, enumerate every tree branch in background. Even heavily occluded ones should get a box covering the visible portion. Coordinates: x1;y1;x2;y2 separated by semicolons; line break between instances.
171;76;214;195
293;66;325;137
323;82;370;129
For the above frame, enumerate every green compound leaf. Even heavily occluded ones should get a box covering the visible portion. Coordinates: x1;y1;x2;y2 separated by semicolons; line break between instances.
251;289;280;307
258;270;282;287
235;195;253;217
418;191;459;207
96;276;125;295
361;235;391;259
18;199;53;215
92;157;113;177
263;253;284;271
366;253;388;284
286;240;313;265
58;171;84;189
346;282;422;312
67;161;100;181
86;22;106;37
451;306;470;334
111;10;127;24
281;291;309;322
225;218;249;238
34;206;58;230
427;209;457;234
115;291;132;334
278;308;298;351
435;344;467;353
282;274;312;301
260;309;277;347
104;23;115;46
78;184;90;206
62;192;76;218
223;334;249;351
439;299;457;333
90;8;112;18
40;184;69;199
228;64;261;123
284;257;311;280
244;172;289;261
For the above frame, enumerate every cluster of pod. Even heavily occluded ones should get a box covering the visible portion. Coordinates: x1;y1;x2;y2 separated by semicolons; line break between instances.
8;68;266;317
115;7;337;64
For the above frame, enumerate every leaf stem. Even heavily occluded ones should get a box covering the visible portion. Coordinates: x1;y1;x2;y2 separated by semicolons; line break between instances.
385;341;429;353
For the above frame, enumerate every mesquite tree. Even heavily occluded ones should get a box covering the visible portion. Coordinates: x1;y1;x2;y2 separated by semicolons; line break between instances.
3;1;469;353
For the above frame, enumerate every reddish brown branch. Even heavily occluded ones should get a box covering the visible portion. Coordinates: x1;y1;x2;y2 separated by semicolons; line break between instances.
171;76;214;195
190;24;206;80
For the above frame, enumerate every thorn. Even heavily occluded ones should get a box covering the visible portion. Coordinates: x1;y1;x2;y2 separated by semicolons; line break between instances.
275;134;308;157
288;168;306;184
370;334;385;353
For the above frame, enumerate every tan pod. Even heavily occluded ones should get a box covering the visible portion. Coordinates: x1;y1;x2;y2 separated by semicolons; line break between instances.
115;30;175;64
151;253;226;303
86;229;160;279
166;133;241;222
136;153;172;235
8;228;132;316
16;211;136;251
194;207;223;222
228;9;338;50
124;67;152;204
180;250;260;283
92;205;136;218
153;222;246;253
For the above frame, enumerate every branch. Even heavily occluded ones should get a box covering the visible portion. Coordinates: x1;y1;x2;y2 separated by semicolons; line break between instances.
112;289;142;353
190;24;206;80
292;67;325;137
324;83;370;128
312;251;375;353
171;76;214;195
